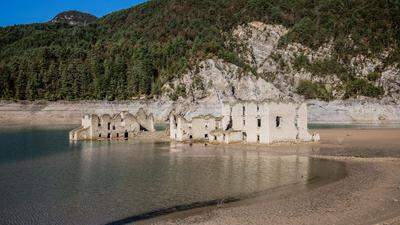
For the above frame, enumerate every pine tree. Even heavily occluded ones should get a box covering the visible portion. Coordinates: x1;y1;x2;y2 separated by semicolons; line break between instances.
131;46;156;96
15;69;27;100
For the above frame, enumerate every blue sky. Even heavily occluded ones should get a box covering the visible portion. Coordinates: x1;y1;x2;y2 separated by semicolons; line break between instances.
0;0;147;27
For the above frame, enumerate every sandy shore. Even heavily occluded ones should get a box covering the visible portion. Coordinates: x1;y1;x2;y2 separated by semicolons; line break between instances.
142;129;400;225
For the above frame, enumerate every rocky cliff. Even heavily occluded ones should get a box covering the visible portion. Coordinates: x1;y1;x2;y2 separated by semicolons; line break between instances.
165;22;400;104
160;21;400;124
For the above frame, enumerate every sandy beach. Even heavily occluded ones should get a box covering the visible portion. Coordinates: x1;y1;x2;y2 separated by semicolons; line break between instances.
142;128;400;225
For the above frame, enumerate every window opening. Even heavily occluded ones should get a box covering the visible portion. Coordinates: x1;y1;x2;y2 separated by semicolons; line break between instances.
276;116;282;127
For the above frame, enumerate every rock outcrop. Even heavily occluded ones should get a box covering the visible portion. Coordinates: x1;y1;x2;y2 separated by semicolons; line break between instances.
50;10;97;25
162;21;400;123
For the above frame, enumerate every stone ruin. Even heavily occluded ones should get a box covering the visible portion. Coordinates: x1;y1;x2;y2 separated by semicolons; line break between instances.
70;108;155;141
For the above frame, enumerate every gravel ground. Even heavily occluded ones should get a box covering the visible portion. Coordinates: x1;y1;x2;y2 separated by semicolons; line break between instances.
143;129;400;225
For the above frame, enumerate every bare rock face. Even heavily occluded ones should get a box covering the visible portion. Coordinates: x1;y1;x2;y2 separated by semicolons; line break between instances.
233;22;288;68
162;58;295;119
50;11;97;26
164;59;298;103
381;65;400;103
232;21;400;104
308;100;400;124
163;21;400;123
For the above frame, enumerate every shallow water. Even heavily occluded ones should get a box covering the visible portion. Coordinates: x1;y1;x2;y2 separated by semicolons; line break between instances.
0;127;344;225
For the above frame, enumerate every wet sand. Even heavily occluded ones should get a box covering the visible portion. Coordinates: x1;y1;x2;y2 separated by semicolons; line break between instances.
143;128;400;225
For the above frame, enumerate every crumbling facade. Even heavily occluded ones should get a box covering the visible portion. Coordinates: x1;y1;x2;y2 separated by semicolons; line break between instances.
170;101;319;144
169;114;223;142
70;109;155;141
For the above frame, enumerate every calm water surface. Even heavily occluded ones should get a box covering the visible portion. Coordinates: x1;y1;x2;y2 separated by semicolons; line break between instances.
0;127;344;225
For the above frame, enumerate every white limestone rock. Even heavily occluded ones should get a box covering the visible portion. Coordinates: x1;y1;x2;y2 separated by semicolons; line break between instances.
161;21;400;122
308;100;400;124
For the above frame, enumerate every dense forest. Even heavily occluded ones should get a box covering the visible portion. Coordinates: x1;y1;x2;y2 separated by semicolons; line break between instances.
0;0;399;101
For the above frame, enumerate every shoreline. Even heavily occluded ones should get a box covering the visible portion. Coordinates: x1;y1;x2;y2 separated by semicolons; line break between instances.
140;129;400;225
107;158;346;225
1;100;400;125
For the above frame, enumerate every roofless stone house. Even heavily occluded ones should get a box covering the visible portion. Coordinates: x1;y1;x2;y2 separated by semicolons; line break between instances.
170;101;319;144
70;108;155;141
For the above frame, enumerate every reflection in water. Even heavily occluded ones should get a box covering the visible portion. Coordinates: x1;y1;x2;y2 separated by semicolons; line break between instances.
0;128;344;225
167;143;314;197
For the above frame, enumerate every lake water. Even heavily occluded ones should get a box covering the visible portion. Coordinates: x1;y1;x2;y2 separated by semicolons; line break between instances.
0;127;344;225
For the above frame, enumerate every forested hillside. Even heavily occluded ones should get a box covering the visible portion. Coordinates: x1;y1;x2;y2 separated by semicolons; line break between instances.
0;0;399;101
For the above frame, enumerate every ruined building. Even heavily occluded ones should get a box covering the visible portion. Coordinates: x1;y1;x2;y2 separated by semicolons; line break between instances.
170;101;319;144
70;108;155;141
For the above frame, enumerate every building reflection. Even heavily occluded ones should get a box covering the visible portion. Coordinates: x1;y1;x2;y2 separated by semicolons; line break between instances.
164;142;329;199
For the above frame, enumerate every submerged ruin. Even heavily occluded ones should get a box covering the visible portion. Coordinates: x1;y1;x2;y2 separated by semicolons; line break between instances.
170;101;320;144
70;108;155;141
